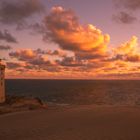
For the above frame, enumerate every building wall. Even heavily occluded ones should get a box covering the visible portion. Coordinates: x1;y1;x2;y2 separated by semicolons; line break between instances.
0;65;5;103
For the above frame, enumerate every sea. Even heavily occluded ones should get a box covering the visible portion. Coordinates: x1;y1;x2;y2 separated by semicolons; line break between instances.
5;79;140;106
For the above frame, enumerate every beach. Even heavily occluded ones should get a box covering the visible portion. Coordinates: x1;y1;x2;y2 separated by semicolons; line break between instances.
2;80;140;140
0;105;140;140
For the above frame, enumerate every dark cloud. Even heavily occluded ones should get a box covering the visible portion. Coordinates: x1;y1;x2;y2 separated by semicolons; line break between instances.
56;56;84;67
7;62;23;69
115;0;140;11
108;54;140;62
34;48;67;57
112;11;137;24
28;56;52;66
8;48;86;72
35;48;60;55
0;30;17;43
9;49;55;70
126;55;140;62
0;45;11;50
8;48;106;72
124;0;140;10
45;7;78;33
75;51;107;61
44;7;80;51
28;23;45;34
0;0;44;25
9;50;35;61
16;22;46;34
9;48;66;61
113;0;140;24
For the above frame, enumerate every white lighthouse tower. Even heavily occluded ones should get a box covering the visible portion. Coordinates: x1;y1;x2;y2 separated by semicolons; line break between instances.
0;59;5;103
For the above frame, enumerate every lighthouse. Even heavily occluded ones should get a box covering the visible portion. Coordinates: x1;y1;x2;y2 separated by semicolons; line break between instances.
0;60;5;103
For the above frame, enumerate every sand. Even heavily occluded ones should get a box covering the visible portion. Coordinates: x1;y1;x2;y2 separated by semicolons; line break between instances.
0;105;140;140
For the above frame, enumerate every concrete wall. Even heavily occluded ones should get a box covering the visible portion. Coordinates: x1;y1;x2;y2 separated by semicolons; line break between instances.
0;65;5;103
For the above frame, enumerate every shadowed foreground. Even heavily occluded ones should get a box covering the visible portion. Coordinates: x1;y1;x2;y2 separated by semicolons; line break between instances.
0;105;140;140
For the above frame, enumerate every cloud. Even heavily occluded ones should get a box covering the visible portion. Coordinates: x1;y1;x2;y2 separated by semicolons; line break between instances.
112;11;137;24
9;49;36;61
6;6;140;78
113;0;140;24
9;49;57;70
111;36;140;62
28;56;52;66
44;6;110;59
75;51;107;61
0;45;11;50
9;48;66;61
34;48;67;57
6;62;25;69
28;23;45;34
124;0;140;10
115;0;140;11
0;0;44;25
0;30;17;43
8;48;87;73
115;36;138;54
56;56;84;67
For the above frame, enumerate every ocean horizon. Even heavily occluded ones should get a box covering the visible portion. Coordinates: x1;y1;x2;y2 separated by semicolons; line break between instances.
6;79;140;106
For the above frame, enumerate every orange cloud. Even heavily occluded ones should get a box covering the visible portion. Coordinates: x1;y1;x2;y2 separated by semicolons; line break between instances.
9;49;36;60
112;36;140;62
5;6;140;79
44;6;110;58
114;36;138;54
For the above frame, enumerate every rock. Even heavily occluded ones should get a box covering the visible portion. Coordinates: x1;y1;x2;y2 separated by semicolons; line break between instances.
0;96;47;115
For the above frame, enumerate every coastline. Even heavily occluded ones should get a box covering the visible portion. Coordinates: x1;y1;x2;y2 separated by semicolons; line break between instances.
0;96;48;115
1;95;140;115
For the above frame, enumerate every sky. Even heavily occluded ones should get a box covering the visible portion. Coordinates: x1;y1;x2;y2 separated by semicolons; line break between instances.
1;0;140;79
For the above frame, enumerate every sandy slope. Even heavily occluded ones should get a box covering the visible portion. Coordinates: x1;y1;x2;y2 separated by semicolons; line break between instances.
0;105;140;140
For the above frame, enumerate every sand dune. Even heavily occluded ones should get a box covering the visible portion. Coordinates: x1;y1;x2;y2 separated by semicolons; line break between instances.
0;105;140;140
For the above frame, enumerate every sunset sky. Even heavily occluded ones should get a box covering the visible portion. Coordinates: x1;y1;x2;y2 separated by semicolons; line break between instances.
1;0;140;79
